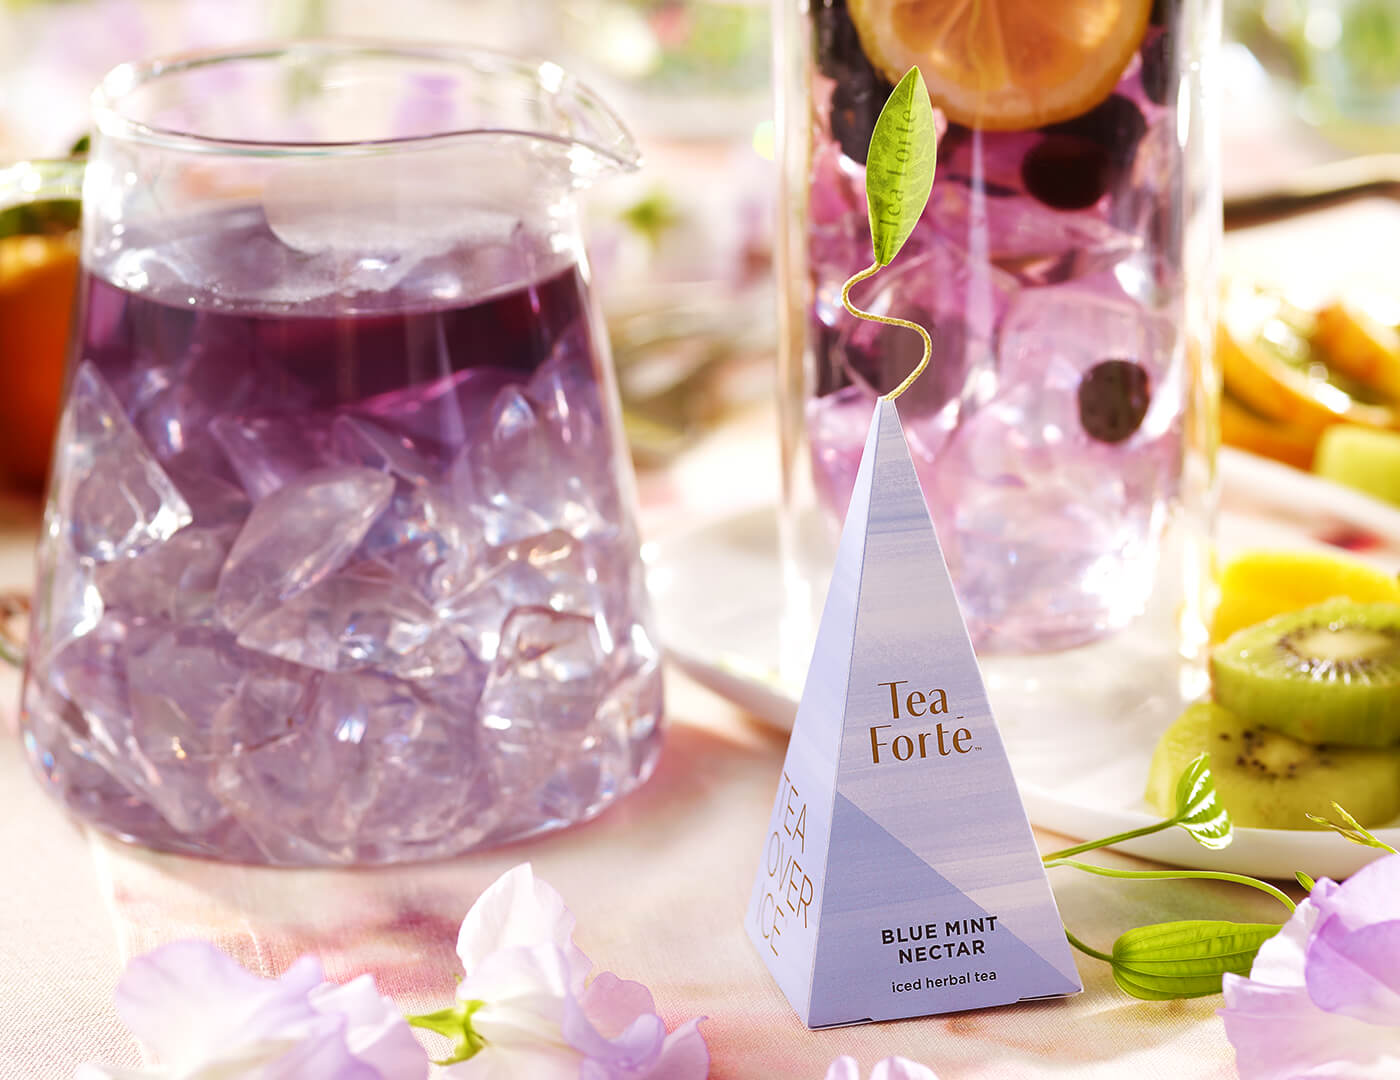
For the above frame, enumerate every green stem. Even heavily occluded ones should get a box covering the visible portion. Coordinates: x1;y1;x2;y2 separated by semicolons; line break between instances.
1046;858;1297;914
840;261;933;401
1041;817;1180;863
405;1000;486;1066
1064;928;1113;964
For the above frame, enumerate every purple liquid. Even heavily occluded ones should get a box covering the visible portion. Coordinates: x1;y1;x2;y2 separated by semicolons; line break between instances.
805;4;1191;652
22;208;662;864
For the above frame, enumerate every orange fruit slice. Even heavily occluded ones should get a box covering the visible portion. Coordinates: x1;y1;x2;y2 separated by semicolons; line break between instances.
0;233;78;492
847;0;1153;130
1220;390;1320;470
1218;283;1399;435
1312;297;1400;403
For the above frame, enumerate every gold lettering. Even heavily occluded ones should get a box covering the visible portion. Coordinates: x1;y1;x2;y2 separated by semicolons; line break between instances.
879;681;906;719
869;724;891;763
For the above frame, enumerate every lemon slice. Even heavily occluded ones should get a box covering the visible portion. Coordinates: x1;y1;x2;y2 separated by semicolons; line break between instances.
1212;549;1400;643
846;0;1153;131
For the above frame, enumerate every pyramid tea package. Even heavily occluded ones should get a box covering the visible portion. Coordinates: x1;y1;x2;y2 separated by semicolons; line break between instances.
746;399;1081;1026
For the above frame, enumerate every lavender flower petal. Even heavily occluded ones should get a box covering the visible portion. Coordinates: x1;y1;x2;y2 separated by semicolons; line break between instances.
1220;854;1400;1080
1305;919;1400;1025
455;864;591;988
113;944;323;1063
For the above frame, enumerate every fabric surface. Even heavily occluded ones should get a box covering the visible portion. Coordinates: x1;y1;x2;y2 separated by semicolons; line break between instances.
3;657;1276;1080
0;409;1384;1080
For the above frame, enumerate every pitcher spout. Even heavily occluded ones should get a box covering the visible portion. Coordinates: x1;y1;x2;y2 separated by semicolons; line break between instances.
93;41;640;186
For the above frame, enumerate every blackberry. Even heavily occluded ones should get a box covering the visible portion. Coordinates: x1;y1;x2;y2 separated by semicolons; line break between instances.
1078;359;1151;444
831;76;894;165
1140;31;1174;106
813;320;851;397
1042;94;1148;171
813;0;867;81
1021;136;1115;210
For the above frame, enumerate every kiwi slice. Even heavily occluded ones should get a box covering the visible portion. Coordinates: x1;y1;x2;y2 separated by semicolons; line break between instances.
1212;599;1400;747
1314;424;1400;508
1146;702;1400;829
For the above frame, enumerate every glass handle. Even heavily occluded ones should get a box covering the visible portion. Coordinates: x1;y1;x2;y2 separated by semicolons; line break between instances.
0;159;84;216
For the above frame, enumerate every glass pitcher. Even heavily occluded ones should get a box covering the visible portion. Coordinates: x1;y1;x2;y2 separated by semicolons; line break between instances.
775;2;1222;728
9;42;663;866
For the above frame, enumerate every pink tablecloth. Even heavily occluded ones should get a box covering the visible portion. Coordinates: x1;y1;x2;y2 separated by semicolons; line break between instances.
3;658;1282;1080
0;411;1293;1080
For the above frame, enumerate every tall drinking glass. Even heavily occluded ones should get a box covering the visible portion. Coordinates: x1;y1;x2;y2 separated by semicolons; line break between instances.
777;3;1221;722
11;43;663;865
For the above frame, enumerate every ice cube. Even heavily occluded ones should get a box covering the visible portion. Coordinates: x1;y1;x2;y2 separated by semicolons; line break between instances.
21;680;162;842
54;363;193;562
525;345;621;523
435;531;614;662
928;386;1173;651
478;606;643;827
164;449;253;528
96;525;237;625
330;414;441;485
478;606;610;754
806;386;871;525
236;563;469;680
316;673;494;850
41;618;221;835
931;184;1141;287
215;466;395;631
215;671;494;864
126;623;296;758
353;366;518;451
47;616;132;764
126;320;261;463
211;413;334;501
30;513;103;664
596;656;665;747
329;414;486;610
997;277;1181;442
469;388;613;546
262;155;519;271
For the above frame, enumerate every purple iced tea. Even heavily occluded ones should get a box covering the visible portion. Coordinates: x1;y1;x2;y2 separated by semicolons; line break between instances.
22;205;663;864
794;0;1212;653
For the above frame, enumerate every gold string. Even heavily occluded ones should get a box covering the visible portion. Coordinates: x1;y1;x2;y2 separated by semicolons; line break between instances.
840;261;932;402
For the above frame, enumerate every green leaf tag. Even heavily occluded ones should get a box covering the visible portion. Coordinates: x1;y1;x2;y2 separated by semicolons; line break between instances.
865;66;937;268
1110;920;1280;1001
1173;753;1233;850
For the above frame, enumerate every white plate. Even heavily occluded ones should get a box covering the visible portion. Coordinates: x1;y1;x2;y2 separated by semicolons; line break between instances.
649;450;1400;880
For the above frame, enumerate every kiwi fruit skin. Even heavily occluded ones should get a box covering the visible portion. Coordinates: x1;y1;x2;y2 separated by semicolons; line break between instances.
1146;702;1400;830
1211;599;1400;748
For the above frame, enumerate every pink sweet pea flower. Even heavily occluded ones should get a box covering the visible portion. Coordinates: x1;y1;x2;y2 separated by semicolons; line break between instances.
76;941;428;1079
1220;853;1400;1079
824;1057;939;1080
437;863;708;1079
